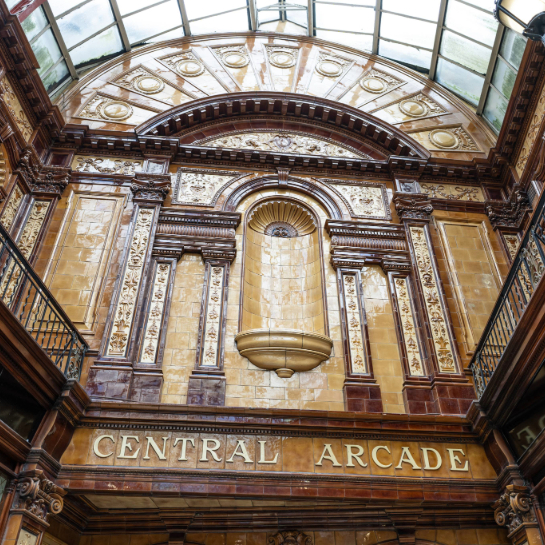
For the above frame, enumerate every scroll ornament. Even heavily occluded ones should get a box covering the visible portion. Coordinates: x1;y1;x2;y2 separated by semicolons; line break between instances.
493;486;536;535
11;471;65;524
268;531;313;545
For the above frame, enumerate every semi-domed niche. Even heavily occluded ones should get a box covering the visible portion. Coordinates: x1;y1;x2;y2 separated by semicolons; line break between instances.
235;198;333;378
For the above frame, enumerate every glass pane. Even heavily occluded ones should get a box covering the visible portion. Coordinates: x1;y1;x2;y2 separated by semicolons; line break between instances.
286;5;307;27
380;12;435;49
382;0;440;22
41;60;70;93
315;3;374;33
148;26;185;41
124;0;182;43
436;57;484;106
462;0;495;10
440;30;491;74
445;0;498;47
379;39;432;70
70;26;123;66
47;0;82;15
22;6;49;42
185;0;246;20
500;28;527;69
32;29;63;76
117;0;159;16
258;20;307;34
190;8;249;34
256;0;279;23
317;0;374;4
57;0;115;49
491;58;517;99
484;86;508;133
316;29;373;51
5;0;20;8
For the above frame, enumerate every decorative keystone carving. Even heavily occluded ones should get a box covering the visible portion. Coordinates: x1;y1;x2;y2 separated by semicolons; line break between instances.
486;187;531;230
493;485;536;536
11;471;65;525
131;174;171;203
268;531;313;545
393;192;433;221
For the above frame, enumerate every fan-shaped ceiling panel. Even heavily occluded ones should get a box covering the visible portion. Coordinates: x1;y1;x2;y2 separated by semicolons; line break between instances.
60;33;496;160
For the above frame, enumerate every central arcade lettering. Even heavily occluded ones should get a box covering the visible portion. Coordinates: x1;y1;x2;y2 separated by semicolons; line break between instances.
92;434;469;472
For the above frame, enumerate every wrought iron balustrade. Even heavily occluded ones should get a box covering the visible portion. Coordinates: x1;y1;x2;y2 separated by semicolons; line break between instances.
0;222;87;379
470;191;545;398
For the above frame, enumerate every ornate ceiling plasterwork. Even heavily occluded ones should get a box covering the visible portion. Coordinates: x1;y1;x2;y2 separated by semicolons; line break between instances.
196;130;369;159
60;34;496;159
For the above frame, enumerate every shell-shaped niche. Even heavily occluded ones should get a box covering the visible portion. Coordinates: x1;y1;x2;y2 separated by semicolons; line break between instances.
235;197;333;378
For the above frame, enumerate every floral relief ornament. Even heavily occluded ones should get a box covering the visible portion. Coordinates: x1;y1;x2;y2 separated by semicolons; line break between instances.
74;156;142;175
201;266;224;367
108;208;154;357
409;226;456;373
331;183;389;219
0;77;33;141
343;275;367;374
173;170;239;206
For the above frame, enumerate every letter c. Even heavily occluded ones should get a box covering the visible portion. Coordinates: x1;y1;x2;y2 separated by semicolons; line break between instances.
93;434;114;458
371;445;392;468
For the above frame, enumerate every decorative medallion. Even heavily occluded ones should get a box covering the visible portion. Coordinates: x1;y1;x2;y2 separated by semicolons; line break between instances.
429;129;459;150
140;263;171;364
394;277;424;376
214;46;250;68
0;183;24;231
399;93;445;118
420;182;485;202
360;69;402;95
173;169;241;206
419;127;479;151
267;47;297;68
409;226;456;373
114;67;166;95
315;53;347;78
265;221;298;238
327;181;390;219
107;208;154;357
343;274;367;374
197;130;368;159
159;50;206;77
99;100;133;121
72;155;143;175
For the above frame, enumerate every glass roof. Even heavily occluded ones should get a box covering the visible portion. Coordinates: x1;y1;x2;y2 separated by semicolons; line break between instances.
13;0;527;134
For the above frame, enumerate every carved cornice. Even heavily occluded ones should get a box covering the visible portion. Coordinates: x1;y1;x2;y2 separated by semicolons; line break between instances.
131;173;171;204
11;470;65;526
393;192;434;221
485;187;532;230
15;147;70;196
493;485;537;537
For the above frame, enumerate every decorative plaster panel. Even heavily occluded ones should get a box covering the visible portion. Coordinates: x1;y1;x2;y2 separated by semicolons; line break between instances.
516;85;545;177
197;130;368;159
172;168;241;205
409;126;480;152
420;183;485;202
72;155;143;175
107;207;154;357
343;274;367;374
0;77;32;141
409;226;456;373
201;265;225;367
0;183;24;230
503;234;520;261
328;182;390;219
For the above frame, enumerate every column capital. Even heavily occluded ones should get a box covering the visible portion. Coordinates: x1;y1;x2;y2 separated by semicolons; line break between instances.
131;173;171;204
393;192;433;221
486;186;531;230
494;485;538;538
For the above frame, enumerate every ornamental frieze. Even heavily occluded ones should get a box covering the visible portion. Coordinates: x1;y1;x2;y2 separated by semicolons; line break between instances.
420;183;485;202
172;168;243;206
196;130;369;159
326;181;390;219
72;155;143;175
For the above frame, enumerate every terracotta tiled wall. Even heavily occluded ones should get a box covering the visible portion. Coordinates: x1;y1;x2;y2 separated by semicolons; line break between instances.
34;184;134;361
241;228;325;334
431;212;509;368
78;535;169;545
415;529;509;545
361;265;405;414
161;254;205;404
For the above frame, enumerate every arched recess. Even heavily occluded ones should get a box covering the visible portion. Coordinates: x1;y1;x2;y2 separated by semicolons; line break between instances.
136;92;430;160
221;174;351;220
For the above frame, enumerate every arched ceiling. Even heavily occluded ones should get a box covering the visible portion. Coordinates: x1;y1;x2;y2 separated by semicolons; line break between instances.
61;33;496;160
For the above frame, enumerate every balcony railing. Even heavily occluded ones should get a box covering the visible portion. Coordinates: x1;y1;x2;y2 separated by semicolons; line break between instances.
470;190;545;398
0;222;87;379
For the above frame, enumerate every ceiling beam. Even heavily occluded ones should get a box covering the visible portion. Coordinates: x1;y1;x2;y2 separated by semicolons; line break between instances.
177;0;191;36
477;25;504;114
109;0;131;51
428;0;448;80
372;0;381;55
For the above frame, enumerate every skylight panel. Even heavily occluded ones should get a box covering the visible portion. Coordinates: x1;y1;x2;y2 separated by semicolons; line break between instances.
436;57;485;106
380;13;436;49
382;0;440;21
70;26;123;66
444;0;498;47
184;0;246;21
440;30;492;74
315;3;374;34
116;0;159;16
315;30;373;51
190;9;250;34
21;7;49;41
379;40;433;70
123;0;182;43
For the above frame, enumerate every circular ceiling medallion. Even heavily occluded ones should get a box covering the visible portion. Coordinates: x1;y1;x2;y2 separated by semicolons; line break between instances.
177;59;205;77
269;50;296;68
399;99;427;117
360;77;386;93
100;101;133;121
222;51;249;68
429;129;459;149
316;60;343;77
134;75;164;94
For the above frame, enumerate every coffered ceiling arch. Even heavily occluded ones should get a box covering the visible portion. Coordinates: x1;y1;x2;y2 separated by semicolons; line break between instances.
59;33;497;161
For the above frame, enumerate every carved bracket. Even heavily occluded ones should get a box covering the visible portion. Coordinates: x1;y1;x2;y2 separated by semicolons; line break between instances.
393;192;433;221
11;470;65;526
486;186;531;230
494;485;537;537
15;147;70;196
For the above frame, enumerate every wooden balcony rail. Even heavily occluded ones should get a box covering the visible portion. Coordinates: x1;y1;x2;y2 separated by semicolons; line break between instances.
470;191;545;398
0;222;87;379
